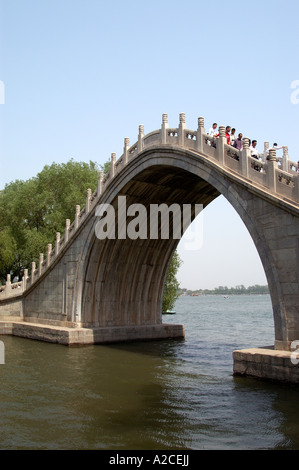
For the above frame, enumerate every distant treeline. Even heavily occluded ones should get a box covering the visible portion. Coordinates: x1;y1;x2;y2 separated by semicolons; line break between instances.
180;284;269;296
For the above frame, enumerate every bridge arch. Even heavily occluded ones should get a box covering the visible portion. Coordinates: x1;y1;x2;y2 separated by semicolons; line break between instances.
2;113;299;360
76;147;291;349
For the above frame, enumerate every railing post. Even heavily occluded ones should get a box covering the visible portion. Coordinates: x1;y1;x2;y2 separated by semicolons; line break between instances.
55;232;61;255
39;253;44;275
111;153;116;178
266;148;278;193
97;171;104;197
22;269;28;291
179;113;186;146
161;114;168;145
31;262;36;284
263;142;269;162
282;146;289;172
123;138;130;166
86;188;92;213
196;116;205;153
217;125;226;165
47;243;52;266
65;219;70;242
75;205;80;229
138;125;144;152
240;137;250;177
6;274;11;295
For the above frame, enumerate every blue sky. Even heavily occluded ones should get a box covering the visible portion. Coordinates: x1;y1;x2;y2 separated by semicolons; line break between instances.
0;0;298;289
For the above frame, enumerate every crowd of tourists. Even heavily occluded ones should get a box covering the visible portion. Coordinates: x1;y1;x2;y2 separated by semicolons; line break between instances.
207;122;282;163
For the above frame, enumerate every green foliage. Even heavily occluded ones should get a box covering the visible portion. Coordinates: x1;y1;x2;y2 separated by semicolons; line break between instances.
99;160;111;175
162;251;182;312
0;159;99;282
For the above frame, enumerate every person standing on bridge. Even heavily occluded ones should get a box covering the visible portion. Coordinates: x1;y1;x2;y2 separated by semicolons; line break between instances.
250;140;260;171
230;128;237;146
233;133;243;151
208;123;219;147
225;126;231;145
208;123;218;138
250;140;259;158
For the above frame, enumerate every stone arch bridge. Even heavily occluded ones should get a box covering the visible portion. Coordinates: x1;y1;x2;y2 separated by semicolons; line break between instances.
1;113;299;383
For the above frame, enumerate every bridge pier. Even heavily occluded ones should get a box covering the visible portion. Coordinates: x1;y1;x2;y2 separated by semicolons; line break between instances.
0;321;184;346
233;347;299;384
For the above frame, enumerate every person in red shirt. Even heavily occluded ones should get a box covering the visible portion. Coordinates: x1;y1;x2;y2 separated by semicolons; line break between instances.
225;126;231;145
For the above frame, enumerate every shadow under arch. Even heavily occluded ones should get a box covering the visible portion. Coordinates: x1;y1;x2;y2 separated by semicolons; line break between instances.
77;147;288;348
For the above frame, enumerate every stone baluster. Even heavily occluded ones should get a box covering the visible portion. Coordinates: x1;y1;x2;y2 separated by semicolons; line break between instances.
65;219;70;242
6;274;11;295
263;142;269;162
75;205;80;230
97;171;104;197
86;188;92;213
240;137;250;177
31;262;36;284
179;113;186;146
47;244;52;266
267;148;278;193
39;253;44;276
138;125;144;152
161;114;169;145
111;153;116;178
196;116;205;153
22;269;28;291
123;138;130;166
282;146;289;172
55;232;61;255
217;125;226;165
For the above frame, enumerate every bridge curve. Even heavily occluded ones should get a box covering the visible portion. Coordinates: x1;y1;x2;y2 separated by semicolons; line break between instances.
1;113;299;359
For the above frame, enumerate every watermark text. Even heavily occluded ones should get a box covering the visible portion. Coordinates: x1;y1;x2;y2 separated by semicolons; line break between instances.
95;196;204;251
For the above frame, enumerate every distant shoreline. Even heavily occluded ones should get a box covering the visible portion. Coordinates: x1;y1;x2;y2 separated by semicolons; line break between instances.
179;285;269;296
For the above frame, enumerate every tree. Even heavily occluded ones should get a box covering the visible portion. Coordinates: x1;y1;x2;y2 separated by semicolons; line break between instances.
0;159;99;282
162;251;182;312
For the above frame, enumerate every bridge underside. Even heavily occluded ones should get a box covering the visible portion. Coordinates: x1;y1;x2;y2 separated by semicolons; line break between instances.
80;165;220;327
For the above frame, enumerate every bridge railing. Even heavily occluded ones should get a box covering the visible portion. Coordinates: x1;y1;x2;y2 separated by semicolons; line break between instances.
0;275;23;298
1;113;298;300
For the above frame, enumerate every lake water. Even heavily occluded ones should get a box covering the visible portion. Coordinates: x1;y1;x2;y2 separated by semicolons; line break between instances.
1;294;299;450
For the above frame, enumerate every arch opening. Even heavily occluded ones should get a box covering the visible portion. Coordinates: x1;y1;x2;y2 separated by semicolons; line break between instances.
173;195;274;347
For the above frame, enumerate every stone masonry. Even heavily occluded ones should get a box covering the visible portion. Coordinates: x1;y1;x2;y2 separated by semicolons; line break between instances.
1;114;299;382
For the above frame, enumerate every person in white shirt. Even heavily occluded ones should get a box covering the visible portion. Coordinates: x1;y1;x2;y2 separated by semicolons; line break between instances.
250;140;260;171
208;123;218;147
230;128;237;146
208;123;219;138
250;140;259;158
269;143;282;152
